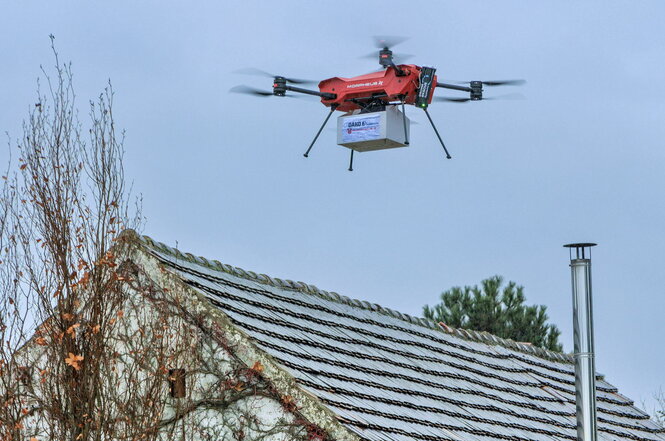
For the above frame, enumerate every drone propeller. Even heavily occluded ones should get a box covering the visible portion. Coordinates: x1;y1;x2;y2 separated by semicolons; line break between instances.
434;97;472;103
373;35;408;49
234;68;317;85
230;85;273;97
363;36;413;71
229;85;318;100
433;92;525;103
452;79;526;87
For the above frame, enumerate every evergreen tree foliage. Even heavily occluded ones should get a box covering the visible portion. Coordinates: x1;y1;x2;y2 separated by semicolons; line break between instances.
423;276;563;352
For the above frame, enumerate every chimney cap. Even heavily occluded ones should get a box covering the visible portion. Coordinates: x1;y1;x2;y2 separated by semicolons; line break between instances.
564;243;597;260
563;243;597;249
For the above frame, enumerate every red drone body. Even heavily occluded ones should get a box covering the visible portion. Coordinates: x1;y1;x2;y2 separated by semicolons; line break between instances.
318;65;437;112
231;36;524;170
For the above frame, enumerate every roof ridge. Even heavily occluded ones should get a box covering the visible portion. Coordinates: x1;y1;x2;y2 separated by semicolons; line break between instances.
135;231;573;364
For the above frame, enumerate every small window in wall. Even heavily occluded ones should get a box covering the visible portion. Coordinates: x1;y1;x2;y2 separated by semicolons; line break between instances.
168;368;186;398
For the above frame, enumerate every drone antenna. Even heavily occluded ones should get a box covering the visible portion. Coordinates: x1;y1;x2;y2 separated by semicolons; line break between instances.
304;104;338;158
423;108;452;159
348;149;354;172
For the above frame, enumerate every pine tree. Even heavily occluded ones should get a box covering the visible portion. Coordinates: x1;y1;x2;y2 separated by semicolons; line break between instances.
423;276;563;352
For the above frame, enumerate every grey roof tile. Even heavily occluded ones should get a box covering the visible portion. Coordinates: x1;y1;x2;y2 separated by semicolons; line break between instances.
142;239;665;441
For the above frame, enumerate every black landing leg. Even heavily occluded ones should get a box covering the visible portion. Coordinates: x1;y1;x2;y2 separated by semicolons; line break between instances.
423;108;452;159
304;105;337;158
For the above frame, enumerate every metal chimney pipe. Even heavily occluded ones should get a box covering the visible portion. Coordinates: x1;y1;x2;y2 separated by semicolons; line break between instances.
564;243;598;441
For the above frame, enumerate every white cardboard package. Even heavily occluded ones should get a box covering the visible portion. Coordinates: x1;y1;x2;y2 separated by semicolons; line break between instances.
337;106;410;152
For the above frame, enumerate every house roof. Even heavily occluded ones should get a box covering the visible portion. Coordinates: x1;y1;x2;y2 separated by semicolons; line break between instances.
138;235;665;441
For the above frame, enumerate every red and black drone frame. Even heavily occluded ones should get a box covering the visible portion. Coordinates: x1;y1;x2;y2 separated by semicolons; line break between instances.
232;37;524;170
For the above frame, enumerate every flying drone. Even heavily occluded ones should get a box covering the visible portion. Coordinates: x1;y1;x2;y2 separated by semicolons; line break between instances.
232;37;525;171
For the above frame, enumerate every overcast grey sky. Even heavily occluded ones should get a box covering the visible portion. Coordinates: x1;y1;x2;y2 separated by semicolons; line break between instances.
2;1;664;414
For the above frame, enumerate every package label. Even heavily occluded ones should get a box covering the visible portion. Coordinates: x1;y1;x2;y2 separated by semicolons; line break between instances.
341;114;381;143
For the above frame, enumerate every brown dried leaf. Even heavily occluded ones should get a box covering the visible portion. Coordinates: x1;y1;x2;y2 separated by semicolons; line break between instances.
65;352;84;370
66;323;80;335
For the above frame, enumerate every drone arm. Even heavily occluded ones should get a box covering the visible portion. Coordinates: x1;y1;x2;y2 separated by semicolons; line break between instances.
388;60;406;76
285;85;336;100
436;82;472;93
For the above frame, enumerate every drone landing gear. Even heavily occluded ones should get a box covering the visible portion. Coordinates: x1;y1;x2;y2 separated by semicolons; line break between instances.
422;108;452;159
401;100;410;146
303;104;338;158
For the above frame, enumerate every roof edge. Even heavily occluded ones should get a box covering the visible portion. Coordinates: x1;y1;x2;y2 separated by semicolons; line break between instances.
127;230;573;364
125;231;360;441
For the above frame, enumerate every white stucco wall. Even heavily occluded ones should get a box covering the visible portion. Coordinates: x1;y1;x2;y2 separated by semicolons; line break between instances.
6;252;309;441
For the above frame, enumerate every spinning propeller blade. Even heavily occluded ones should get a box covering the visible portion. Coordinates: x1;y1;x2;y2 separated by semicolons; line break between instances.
364;36;412;69
452;79;526;87
229;85;272;97
373;35;408;49
229;85;272;96
433;97;472;103
229;85;317;100
433;92;525;103
234;68;317;85
480;80;526;87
